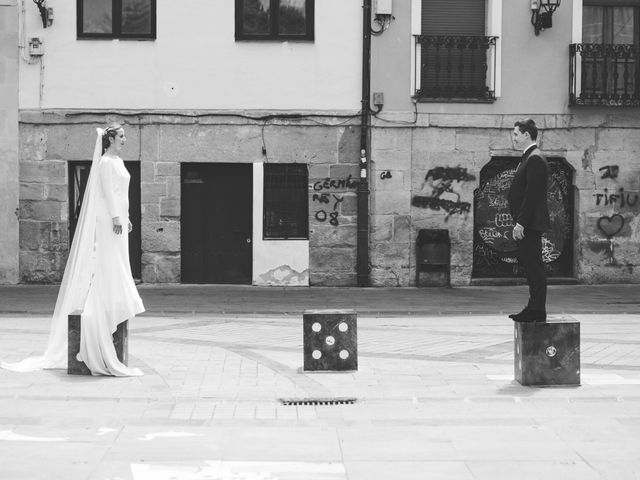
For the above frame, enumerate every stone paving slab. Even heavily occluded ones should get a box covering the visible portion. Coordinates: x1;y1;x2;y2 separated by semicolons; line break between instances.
1;312;640;479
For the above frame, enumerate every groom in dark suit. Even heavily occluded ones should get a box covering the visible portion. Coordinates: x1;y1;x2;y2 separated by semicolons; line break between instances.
507;119;551;323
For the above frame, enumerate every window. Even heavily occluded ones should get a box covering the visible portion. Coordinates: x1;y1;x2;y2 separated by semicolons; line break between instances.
583;1;639;93
77;0;156;39
263;164;309;239
68;161;142;278
415;0;498;101
235;0;314;41
571;0;640;105
583;1;639;45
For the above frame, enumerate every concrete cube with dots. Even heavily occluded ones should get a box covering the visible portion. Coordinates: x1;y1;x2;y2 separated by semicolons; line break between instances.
303;309;357;371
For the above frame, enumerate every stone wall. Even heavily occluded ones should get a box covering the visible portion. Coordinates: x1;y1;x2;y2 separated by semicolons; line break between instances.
573;128;640;283
0;1;19;284
309;125;360;286
370;127;413;286
139;125;180;283
369;114;640;286
18;112;361;285
19;111;639;286
18;120;138;282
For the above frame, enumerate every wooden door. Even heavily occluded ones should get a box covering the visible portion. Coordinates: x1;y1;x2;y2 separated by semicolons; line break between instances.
181;163;253;284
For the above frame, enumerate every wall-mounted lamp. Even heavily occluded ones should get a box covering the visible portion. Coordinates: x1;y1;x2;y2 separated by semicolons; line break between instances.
531;0;561;36
33;0;53;28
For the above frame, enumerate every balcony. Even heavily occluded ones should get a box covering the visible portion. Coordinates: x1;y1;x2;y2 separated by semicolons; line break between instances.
570;43;640;107
414;35;498;102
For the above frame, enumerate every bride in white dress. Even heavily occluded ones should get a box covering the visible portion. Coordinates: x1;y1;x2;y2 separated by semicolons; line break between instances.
2;125;144;376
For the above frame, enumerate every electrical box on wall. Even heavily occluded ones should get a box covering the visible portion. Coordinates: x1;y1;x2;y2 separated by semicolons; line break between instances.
375;0;392;16
29;37;44;56
372;92;384;107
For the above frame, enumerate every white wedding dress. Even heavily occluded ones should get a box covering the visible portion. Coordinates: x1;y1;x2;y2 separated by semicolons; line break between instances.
1;129;144;376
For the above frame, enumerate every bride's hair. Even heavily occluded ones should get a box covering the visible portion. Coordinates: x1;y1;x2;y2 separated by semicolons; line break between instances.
101;122;123;154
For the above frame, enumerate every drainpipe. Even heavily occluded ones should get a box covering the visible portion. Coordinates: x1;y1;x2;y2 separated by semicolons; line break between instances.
357;0;371;287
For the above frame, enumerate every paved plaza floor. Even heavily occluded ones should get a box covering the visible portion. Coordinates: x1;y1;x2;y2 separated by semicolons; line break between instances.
0;284;639;480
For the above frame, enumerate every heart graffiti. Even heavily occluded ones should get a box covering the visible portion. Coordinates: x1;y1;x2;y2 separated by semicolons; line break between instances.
597;214;625;238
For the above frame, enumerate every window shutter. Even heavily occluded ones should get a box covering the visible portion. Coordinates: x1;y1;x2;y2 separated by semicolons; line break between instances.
421;0;486;35
419;0;489;99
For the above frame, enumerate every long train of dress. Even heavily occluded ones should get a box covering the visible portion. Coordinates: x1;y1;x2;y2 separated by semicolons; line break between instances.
1;132;144;377
78;194;144;376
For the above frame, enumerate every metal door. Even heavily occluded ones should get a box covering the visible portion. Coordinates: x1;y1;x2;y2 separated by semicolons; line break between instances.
68;161;142;280
181;163;253;284
473;156;574;278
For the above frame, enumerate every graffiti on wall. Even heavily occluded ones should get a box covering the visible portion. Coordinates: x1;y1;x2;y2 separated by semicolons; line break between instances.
311;175;357;227
313;175;357;192
596;213;626;265
599;165;619;180
412;167;475;219
473;157;573;278
591;163;640;265
593;188;639;208
598;214;625;238
312;193;343;226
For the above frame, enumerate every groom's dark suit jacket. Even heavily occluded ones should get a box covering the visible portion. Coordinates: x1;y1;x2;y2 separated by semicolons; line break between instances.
507;144;551;232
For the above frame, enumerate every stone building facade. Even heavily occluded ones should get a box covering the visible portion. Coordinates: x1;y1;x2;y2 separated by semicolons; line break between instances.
363;0;640;286
369;115;640;286
9;0;640;286
19;113;360;285
19;111;640;286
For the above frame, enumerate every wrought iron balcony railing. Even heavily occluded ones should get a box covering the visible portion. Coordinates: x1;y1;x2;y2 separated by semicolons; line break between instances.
414;35;498;102
570;43;640;107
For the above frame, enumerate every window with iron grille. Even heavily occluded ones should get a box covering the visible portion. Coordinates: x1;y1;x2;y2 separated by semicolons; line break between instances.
77;0;156;39
263;164;309;239
570;0;640;106
416;0;496;102
235;0;314;41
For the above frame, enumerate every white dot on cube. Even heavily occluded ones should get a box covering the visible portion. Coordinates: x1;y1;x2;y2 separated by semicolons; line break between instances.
325;336;335;346
312;322;322;333
312;350;322;359
338;322;348;332
339;350;349;359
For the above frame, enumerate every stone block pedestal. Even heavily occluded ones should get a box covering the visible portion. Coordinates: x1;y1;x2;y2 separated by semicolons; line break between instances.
514;317;580;386
303;309;357;371
67;312;129;375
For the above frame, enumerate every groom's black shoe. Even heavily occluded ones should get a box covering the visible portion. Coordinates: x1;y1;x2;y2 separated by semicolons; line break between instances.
509;306;529;320
515;309;546;323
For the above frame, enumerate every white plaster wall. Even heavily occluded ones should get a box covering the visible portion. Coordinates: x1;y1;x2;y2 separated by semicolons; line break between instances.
375;0;575;114
19;0;362;110
252;163;309;286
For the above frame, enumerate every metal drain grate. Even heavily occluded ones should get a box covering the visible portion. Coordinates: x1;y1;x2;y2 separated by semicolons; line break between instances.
279;397;357;406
